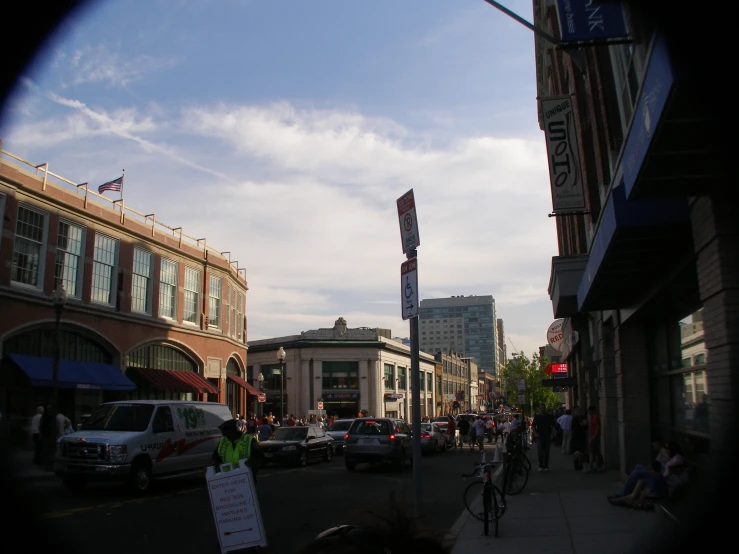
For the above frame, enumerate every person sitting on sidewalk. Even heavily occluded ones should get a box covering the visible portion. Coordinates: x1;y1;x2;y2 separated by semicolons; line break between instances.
609;437;668;498
608;441;687;510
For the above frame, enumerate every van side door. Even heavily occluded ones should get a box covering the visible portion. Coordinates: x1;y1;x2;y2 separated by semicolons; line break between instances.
150;405;180;475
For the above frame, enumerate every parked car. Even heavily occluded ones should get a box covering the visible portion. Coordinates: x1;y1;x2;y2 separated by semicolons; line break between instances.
420;422;444;453
325;418;355;453
54;400;232;493
344;417;412;471
259;425;334;467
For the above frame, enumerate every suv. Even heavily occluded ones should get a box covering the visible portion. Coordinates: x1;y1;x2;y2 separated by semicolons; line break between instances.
344;417;412;471
325;418;355;453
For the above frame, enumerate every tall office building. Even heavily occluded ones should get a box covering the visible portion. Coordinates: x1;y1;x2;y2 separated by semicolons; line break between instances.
497;319;506;366
419;295;498;375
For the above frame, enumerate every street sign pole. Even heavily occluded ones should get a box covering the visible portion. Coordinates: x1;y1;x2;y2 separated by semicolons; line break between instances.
397;189;422;519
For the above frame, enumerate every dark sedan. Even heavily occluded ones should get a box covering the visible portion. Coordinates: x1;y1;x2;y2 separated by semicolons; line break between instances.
325;418;355;453
259;426;334;467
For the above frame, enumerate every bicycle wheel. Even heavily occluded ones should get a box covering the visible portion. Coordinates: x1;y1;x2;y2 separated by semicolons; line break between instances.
506;460;529;495
463;481;486;520
491;486;499;537
492;485;506;520
482;481;491;536
521;453;532;472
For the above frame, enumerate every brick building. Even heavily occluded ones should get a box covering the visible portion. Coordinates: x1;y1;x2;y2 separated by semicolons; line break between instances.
0;145;251;436
534;1;730;474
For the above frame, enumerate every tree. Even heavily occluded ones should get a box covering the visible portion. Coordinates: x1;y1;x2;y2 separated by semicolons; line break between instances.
500;351;561;417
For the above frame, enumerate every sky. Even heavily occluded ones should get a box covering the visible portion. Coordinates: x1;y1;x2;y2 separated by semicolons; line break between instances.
0;0;558;361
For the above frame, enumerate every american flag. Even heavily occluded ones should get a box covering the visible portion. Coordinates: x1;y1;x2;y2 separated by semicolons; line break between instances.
98;176;123;194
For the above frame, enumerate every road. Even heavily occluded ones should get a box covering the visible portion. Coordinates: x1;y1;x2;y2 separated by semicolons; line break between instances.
9;441;505;554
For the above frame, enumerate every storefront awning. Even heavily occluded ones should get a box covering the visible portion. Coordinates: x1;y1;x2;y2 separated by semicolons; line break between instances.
127;367;219;395
8;354;136;391
226;374;260;395
576;184;691;312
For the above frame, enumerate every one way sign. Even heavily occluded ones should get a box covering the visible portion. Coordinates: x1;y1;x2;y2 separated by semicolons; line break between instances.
401;258;418;320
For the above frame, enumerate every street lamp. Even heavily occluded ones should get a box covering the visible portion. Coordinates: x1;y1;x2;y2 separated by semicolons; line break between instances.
277;347;286;423
256;373;265;417
49;285;67;465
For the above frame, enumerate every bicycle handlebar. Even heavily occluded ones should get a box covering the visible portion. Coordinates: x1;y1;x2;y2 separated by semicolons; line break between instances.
461;462;497;478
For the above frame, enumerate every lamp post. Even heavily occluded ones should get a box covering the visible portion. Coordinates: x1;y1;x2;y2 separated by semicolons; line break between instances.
277;347;286;424
257;373;265;417
48;285;67;465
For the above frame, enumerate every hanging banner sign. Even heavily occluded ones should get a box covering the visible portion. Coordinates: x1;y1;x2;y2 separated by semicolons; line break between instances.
547;319;565;352
540;96;586;212
555;0;629;43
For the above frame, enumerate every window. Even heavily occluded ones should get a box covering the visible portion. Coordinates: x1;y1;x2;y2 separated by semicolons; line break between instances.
159;258;178;319
420;374;425;391
397;367;407;390
12;205;47;287
229;284;238;338
323;361;359;390
152;406;175;433
131;248;152;313
91;234;118;304
226;358;241;413
209;275;222;328
259;363;283;390
54;220;84;297
694;353;706;365
184;267;201;324
436;376;442;393
384;364;394;389
237;292;244;340
127;343;196;372
427;373;433;393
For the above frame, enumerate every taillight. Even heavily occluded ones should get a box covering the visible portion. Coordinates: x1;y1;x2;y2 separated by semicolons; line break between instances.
421;433;430;439
389;434;396;441
344;434;349;440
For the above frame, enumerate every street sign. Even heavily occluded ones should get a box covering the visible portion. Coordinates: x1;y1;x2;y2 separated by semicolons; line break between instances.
257;393;266;403
317;401;324;410
206;460;267;552
401;258;418;320
518;393;526;404
397;189;420;254
517;378;526;391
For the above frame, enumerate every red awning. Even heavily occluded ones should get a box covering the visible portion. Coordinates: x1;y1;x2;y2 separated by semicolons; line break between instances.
227;374;260;395
127;368;219;395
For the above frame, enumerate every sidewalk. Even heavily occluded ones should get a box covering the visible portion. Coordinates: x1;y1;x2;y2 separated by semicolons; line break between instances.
1;444;58;482
449;443;662;554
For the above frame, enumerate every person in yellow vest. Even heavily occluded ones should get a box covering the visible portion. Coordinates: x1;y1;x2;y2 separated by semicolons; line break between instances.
212;418;264;483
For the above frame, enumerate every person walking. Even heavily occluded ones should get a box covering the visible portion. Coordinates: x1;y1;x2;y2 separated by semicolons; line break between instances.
557;409;574;454
586;406;603;473
30;406;44;465
532;404;555;471
457;415;471;450
471;416;486;452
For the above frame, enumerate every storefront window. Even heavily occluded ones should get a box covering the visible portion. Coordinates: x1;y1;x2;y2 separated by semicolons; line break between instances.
384;364;394;390
323;361;359;389
397;367;407;390
260;363;283;390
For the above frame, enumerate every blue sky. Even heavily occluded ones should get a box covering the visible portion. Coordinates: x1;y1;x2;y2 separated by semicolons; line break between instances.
1;0;558;361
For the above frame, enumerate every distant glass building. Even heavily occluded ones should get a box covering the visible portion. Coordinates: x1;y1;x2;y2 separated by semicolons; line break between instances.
419;295;498;375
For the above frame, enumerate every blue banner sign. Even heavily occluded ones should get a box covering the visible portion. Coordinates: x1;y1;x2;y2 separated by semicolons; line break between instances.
555;0;628;43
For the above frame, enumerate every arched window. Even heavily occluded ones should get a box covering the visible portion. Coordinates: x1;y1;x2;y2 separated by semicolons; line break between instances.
127;344;196;372
226;358;241;414
4;328;111;363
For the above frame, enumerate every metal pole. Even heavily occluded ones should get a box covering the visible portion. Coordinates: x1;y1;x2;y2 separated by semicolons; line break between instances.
481;0;560;45
408;248;422;519
280;362;285;424
48;304;62;466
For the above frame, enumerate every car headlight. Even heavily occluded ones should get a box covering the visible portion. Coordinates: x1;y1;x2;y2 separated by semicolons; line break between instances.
108;445;128;463
282;445;297;451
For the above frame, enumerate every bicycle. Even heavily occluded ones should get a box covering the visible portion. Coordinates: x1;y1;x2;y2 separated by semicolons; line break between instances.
502;432;530;495
462;462;506;537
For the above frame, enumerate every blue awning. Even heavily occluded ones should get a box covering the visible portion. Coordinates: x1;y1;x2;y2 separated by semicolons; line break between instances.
576;184;691;312
8;354;136;391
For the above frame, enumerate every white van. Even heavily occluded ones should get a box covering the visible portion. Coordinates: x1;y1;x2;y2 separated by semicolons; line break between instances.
54;400;232;493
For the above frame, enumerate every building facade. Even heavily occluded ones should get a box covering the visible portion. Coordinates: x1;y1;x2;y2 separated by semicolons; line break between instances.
435;351;472;414
534;1;727;474
496;319;506;366
245;318;437;422
419;295;499;375
0;146;250;437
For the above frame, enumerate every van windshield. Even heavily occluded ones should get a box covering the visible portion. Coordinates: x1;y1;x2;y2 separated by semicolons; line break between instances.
80;404;155;432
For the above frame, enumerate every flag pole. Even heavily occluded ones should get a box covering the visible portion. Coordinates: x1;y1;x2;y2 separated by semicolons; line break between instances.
120;169;125;201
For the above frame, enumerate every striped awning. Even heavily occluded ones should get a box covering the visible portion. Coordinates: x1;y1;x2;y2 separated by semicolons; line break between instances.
127;368;219;395
227;374;260;395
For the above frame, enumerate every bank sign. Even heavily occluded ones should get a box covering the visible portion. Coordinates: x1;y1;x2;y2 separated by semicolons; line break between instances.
555;0;628;43
540;96;586;212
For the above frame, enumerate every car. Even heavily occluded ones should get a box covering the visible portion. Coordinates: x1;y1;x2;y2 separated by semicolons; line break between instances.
344;417;412;471
54;400;232;494
324;418;355;453
259;425;334;467
420;422;444;454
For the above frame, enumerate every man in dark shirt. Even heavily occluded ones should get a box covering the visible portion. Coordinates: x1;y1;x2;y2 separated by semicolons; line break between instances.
532;404;555;471
457;416;471;449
